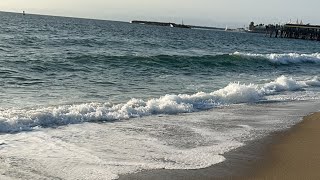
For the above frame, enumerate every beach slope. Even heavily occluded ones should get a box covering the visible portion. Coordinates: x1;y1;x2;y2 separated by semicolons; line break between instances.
242;112;320;179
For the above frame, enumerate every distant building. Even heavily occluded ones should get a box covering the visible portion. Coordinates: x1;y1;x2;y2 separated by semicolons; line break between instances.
248;22;266;33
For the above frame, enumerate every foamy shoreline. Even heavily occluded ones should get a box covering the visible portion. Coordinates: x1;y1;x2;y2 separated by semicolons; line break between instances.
119;112;320;180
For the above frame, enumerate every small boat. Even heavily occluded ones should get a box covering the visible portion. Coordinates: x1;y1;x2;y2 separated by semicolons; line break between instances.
23;11;26;15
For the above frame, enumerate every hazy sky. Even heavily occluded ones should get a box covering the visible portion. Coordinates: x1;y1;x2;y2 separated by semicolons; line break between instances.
1;0;319;27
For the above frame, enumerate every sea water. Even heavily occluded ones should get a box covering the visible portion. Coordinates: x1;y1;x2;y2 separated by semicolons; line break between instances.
0;11;320;179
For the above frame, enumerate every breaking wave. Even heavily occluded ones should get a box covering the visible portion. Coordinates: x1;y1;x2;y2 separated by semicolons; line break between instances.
0;76;319;133
232;52;320;64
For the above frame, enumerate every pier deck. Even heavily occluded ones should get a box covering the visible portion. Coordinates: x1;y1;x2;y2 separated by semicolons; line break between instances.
267;24;320;41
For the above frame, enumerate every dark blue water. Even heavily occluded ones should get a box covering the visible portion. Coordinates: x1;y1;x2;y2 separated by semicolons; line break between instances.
1;12;319;108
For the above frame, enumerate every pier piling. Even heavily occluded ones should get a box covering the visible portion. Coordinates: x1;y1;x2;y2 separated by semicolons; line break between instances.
267;24;320;41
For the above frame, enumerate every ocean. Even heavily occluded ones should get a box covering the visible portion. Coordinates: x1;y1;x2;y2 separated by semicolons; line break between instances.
0;11;320;179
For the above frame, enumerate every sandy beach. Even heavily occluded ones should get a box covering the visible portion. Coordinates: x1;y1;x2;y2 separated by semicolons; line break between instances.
239;112;320;180
120;112;320;180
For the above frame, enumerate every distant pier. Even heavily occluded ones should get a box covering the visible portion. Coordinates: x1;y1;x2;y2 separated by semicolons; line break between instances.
267;24;320;41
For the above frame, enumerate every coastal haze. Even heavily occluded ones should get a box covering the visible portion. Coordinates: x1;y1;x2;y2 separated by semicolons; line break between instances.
1;0;320;26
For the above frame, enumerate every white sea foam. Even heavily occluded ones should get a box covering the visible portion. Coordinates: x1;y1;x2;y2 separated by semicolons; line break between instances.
261;75;307;94
0;112;248;180
305;76;320;86
212;82;261;103
233;52;320;64
1;100;319;180
0;76;319;133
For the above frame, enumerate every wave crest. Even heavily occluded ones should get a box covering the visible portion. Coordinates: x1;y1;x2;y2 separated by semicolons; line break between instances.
261;75;307;94
0;76;319;133
233;52;320;64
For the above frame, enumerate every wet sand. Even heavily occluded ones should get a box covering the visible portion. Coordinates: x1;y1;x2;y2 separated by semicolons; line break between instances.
241;112;320;179
119;112;320;180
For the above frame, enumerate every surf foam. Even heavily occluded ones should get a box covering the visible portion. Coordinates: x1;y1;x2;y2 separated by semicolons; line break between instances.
261;75;307;94
0;76;319;133
305;76;320;86
233;52;320;64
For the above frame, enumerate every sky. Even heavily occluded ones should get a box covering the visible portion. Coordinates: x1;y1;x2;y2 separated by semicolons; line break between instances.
1;0;319;27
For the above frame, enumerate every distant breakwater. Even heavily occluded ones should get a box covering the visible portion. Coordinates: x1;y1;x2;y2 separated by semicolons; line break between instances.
131;20;191;29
